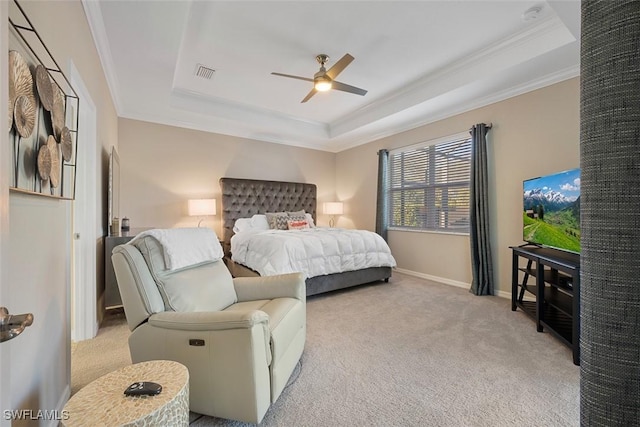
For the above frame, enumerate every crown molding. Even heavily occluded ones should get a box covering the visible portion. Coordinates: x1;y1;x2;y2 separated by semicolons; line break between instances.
81;0;123;114
326;63;579;153
329;14;574;139
119;108;333;153
170;87;328;135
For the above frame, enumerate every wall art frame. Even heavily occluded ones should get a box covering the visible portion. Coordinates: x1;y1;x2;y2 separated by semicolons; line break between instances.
8;0;79;200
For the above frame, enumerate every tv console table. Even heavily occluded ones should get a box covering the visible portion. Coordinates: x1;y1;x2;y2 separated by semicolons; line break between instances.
510;245;580;365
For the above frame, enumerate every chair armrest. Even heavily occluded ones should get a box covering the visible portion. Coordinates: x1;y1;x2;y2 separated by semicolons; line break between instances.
233;272;306;303
148;310;268;331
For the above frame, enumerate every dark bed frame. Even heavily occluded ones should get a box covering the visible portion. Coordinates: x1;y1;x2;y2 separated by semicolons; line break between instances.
219;177;392;296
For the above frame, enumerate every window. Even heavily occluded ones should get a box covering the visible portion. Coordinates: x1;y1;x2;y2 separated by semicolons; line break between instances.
388;132;471;233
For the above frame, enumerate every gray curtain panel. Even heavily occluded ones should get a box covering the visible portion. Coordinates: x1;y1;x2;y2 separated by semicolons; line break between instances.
580;1;640;425
469;123;493;296
375;149;389;241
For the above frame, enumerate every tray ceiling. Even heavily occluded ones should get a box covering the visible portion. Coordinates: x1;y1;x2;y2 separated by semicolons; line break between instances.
83;1;580;152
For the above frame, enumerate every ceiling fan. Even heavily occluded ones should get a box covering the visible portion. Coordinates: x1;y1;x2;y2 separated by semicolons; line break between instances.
271;53;368;103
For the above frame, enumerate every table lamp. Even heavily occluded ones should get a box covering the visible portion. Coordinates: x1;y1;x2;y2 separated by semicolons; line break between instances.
188;198;216;227
323;202;343;227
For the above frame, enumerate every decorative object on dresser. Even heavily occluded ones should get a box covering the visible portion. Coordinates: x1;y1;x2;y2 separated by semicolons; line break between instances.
108;146;120;233
220;177;395;296
511;244;580;365
323;201;343;227
187;198;216;227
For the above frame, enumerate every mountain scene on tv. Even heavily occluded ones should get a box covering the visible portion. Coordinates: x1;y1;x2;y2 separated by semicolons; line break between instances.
523;169;580;253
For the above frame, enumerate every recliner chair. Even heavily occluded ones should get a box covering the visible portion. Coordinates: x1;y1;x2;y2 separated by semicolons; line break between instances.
111;232;306;424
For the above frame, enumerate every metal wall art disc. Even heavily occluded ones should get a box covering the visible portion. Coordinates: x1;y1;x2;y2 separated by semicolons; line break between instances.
60;126;72;162
35;64;53;111
50;83;65;140
9;51;35;109
47;135;60;188
8;75;15;129
37;143;52;181
13;95;35;138
9;50;35;130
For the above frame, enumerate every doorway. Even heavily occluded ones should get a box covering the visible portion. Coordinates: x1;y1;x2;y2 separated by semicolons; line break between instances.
70;61;98;341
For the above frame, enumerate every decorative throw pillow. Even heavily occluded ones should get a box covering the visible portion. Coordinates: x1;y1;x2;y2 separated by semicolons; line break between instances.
287;219;310;230
287;209;307;222
265;212;289;230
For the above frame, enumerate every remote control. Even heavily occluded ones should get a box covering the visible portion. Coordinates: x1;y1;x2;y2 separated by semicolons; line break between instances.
124;381;162;396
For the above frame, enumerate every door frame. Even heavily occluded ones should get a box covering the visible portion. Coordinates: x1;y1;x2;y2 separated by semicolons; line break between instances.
70;61;98;341
1;1;12;423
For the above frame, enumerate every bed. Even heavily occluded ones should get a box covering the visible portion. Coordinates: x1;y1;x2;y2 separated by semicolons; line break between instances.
219;177;395;296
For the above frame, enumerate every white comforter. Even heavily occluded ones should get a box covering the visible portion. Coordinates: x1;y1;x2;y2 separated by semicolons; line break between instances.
231;228;396;278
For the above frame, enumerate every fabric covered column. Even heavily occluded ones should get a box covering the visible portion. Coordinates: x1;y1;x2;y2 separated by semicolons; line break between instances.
580;1;640;425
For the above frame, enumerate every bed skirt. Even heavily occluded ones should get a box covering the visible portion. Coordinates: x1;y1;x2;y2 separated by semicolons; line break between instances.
227;260;392;296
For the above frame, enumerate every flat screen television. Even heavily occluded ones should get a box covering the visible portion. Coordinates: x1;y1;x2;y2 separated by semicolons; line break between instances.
523;168;580;253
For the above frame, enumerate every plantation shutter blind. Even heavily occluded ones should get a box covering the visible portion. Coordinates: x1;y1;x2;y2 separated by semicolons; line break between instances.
388;133;471;232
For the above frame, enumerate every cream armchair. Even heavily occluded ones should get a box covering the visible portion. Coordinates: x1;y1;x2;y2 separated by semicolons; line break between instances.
111;232;305;424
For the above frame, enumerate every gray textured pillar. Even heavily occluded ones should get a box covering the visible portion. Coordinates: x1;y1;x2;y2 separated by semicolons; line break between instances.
580;1;640;425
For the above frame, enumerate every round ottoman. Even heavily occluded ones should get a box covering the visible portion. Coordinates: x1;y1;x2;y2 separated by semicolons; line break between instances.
63;360;189;426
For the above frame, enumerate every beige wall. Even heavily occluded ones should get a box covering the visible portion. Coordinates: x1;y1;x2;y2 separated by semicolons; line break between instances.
3;0;118;418
336;78;580;295
119;79;580;297
118;118;336;235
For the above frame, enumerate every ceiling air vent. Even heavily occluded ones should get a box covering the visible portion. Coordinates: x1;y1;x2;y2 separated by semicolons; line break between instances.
195;64;216;80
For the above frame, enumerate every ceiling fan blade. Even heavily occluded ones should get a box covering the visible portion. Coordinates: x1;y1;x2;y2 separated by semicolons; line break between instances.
331;80;367;96
301;88;317;103
326;53;354;80
271;72;314;83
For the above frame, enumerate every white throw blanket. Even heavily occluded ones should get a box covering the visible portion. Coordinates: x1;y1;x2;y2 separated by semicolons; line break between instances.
231;228;396;278
129;228;224;270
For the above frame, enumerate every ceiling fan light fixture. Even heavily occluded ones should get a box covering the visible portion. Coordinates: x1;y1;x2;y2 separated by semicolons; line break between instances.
314;76;332;92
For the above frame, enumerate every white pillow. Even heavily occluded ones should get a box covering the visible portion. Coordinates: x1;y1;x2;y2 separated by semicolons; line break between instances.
305;213;316;228
233;214;270;233
250;214;270;230
233;218;253;233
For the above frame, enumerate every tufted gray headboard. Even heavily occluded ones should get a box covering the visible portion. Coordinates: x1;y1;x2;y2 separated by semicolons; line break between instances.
219;177;317;254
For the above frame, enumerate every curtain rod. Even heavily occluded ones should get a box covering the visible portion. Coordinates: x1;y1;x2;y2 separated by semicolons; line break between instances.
380;123;493;155
469;123;493;131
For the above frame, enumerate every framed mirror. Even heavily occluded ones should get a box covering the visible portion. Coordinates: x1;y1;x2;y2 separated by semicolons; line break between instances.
108;146;120;235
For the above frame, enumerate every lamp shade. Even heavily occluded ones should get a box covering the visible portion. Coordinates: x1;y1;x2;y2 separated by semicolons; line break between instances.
323;202;344;215
188;199;216;216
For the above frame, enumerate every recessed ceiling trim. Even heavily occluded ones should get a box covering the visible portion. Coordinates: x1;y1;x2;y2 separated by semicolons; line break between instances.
120;108;333;152
171;87;328;130
325;63;579;153
170;87;329;139
329;14;574;138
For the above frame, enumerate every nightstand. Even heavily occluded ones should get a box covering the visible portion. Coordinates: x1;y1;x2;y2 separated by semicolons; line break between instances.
104;228;150;310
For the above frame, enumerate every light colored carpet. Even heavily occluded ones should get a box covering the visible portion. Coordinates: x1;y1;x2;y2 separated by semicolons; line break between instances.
71;272;579;426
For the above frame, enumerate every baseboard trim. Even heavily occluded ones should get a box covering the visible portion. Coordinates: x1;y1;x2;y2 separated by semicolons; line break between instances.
394;268;511;299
